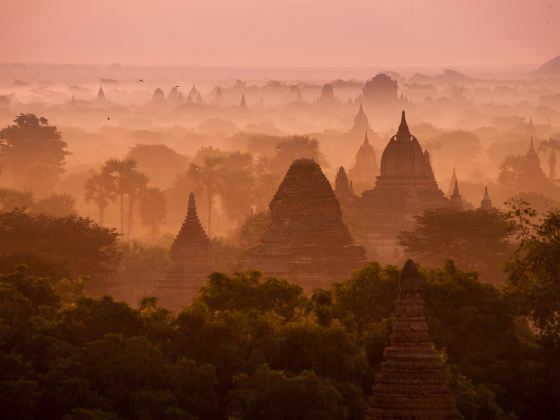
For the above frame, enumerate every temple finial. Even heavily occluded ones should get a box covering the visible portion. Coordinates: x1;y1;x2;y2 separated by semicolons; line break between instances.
397;110;410;137
188;193;196;211
364;131;369;145
400;259;422;292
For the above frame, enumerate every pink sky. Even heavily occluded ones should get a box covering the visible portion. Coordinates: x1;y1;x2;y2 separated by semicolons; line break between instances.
1;0;558;68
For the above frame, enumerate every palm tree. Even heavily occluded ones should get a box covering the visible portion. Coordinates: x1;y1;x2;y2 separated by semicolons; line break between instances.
540;138;560;180
84;171;115;226
102;159;148;237
189;156;223;236
139;187;167;240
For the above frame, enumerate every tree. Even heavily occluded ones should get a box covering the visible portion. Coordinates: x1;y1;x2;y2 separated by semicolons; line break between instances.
34;193;77;217
427;130;482;161
189;157;223;236
219;152;255;223
0;210;119;294
102;159;148;237
506;205;560;343
399;208;515;283
127;144;189;188
84;171;115;226
0;114;69;192
539;138;560;180
138;187;167;240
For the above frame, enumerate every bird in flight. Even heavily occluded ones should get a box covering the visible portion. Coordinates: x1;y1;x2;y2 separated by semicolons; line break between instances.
107;117;111;120
139;79;144;82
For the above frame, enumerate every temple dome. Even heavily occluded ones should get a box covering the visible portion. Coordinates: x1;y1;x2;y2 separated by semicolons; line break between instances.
379;111;434;179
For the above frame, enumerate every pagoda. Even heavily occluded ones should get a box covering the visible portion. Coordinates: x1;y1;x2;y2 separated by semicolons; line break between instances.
316;83;339;105
155;193;214;309
350;104;371;136
248;159;366;291
96;86;106;102
239;94;248;111
447;168;457;198
449;180;463;210
187;84;203;104
366;260;460;419
479;186;494;211
334;166;356;204
352;111;450;259
348;132;379;191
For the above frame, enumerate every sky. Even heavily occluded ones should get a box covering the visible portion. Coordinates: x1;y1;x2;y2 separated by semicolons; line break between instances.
0;0;558;68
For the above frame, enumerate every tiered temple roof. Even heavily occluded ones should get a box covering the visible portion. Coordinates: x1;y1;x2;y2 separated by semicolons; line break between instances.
155;193;214;309
366;260;460;419
361;111;448;212
249;158;366;290
480;186;493;211
348;132;379;189
350;104;371;135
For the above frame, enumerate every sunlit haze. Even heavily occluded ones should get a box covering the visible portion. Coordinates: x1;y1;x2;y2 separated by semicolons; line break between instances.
1;0;558;68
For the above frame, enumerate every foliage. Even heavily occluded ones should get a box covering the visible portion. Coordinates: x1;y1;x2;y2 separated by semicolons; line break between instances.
399;208;515;283
0;253;556;419
0;114;69;192
138;187;167;239
0;210;119;294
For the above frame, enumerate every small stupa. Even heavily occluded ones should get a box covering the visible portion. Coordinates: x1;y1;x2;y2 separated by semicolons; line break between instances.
450;180;463;210
366;260;460;419
155;193;214;309
350;104;372;135
249;159;366;290
479;186;493;211
348;132;379;190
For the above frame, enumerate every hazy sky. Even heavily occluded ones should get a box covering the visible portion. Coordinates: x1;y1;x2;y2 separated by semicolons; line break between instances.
1;0;558;68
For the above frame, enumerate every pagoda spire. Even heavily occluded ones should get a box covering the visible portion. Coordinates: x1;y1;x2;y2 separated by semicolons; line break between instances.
363;131;370;146
396;110;410;137
366;260;460;419
480;186;493;211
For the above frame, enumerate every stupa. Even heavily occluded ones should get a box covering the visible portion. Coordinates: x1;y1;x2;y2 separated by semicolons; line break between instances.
239;94;248;111
362;73;399;105
96;86;106;102
350;104;371;136
248;159;366;290
366;260;460;419
155;193;214;309
316;83;339;105
334;166;356;203
449;180;463;210
352;111;450;258
479;186;493;211
187;85;203;104
348;132;379;190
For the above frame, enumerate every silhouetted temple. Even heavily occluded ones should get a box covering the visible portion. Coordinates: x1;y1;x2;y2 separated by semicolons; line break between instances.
149;88;166;105
449;180;463;209
447;168;457;198
351;111;450;258
334;166;356;203
155;193;214;309
515;137;556;197
167;86;184;106
350;104;372;135
366;260;460;420
187;85;203;104
348;132;378;190
316;83;339;105
480;186;493;211
96;86;106;102
249;159;366;290
362;73;399;105
239;94;248;111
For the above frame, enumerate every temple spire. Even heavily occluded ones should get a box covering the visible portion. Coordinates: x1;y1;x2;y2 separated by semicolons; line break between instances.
396;110;410;137
363;131;370;146
480;186;493;211
367;259;460;419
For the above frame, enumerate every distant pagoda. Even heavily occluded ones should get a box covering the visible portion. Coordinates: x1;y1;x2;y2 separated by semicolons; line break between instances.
480;186;494;211
350;104;372;136
239;94;248;111
348;132;379;190
366;260;460;419
449;180;463;210
155;193;214;309
96;86;106;102
352;111;450;259
361;111;448;211
249;158;366;290
447;168;457;198
334;166;355;203
187;84;203;104
316;83;339;105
